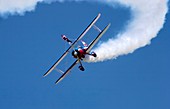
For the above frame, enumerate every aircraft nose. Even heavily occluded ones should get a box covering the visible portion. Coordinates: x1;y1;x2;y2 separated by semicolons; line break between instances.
74;51;78;56
72;50;78;58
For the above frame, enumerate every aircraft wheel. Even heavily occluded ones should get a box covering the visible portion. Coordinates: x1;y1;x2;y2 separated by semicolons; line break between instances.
79;66;85;71
91;52;97;57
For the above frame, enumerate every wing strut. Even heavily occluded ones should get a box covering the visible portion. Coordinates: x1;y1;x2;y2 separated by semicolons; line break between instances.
55;60;79;84
86;23;111;53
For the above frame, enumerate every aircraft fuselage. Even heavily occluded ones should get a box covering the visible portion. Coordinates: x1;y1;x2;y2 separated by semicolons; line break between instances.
72;46;88;59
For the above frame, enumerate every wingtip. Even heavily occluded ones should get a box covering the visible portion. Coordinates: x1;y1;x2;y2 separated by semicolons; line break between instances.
55;80;59;85
105;23;111;29
55;78;61;84
108;23;111;26
43;73;47;77
43;72;49;77
98;13;101;17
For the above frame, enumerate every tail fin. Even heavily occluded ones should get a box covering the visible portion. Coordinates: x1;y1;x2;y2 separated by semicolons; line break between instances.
81;40;88;47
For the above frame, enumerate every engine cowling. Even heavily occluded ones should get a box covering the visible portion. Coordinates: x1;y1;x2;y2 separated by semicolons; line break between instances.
72;50;78;58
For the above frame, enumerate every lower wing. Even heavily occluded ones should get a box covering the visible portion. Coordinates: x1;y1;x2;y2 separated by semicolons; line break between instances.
55;59;79;84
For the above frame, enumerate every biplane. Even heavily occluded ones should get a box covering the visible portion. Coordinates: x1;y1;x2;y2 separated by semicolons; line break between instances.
43;13;110;84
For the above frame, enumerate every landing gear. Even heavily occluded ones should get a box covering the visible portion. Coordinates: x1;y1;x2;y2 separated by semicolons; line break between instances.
91;52;97;57
78;58;85;71
79;66;85;71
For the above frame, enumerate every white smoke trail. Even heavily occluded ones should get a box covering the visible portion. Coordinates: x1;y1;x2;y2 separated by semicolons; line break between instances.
85;0;169;62
0;0;43;16
0;0;168;62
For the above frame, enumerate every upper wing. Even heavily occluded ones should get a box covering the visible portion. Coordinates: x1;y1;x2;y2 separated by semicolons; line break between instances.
86;23;111;53
43;13;101;77
72;13;101;45
55;59;79;84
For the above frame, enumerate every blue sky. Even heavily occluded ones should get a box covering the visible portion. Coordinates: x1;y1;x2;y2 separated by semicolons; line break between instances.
0;1;170;109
